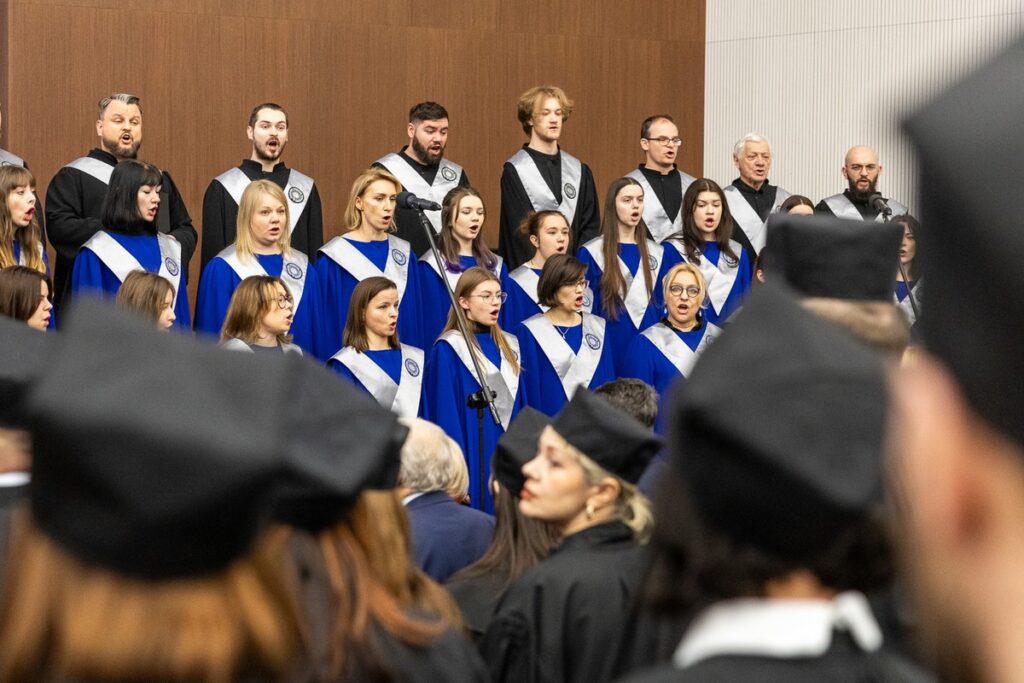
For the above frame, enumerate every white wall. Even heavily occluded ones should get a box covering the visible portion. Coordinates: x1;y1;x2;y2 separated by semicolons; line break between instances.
704;1;1024;212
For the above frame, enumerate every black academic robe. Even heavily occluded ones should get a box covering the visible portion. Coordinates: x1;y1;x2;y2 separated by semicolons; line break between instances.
45;148;197;312
498;145;600;270
814;189;888;221
727;178;772;264
479;521;645;683
372;149;472;257
445;570;510;642
200;160;324;269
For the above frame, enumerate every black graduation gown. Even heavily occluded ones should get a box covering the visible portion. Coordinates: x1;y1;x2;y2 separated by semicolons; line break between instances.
498;145;600;270
200;159;324;269
814;189;882;221
727;179;771;265
445;570;510;642
478;521;645;683
44;148;197;312
372;149;472;258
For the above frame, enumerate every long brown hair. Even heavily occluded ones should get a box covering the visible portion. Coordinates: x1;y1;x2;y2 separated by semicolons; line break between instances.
0;166;45;273
441;267;519;373
438;186;498;272
0;265;50;323
115;270;174;325
0;513;303;683
599;177;654;322
220;275;293;346
343;276;400;352
672;178;740;265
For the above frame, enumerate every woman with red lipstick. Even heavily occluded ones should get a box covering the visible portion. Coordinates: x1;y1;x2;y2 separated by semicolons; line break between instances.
422;267;524;513
70;160;190;329
329;276;425;418
318;167;423;352
219;275;301;354
577;177;673;374
195;180;327;358
0;265;52;331
664;178;752;326
419;186;509;344
0;166;47;274
515;254;614;415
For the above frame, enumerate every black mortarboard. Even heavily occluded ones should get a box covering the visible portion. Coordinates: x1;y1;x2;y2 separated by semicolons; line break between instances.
763;213;902;301
550;390;662;484
26;300;402;579
0;316;52;427
668;282;886;562
904;38;1024;447
493;406;548;495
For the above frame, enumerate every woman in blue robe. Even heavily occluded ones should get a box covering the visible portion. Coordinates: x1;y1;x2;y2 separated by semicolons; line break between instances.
0;166;48;274
195;179;326;358
316;167;422;353
576;177;673;374
422;267;524;513
70;160;190;328
515;254;614;416
328;276;425;418
892;213;923;338
663;178;752;327
504;210;582;330
418;186;509;345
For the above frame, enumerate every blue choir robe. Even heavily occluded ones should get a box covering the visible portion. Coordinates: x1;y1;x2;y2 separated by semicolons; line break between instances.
70;230;191;329
622;318;723;405
515;312;616;416
194;247;327;359
895;279;922;330
13;238;54;329
328;344;425;418
576;237;671;374
316;234;422;351
421;330;524;513
418;253;509;346
504;264;595;332
665;239;752;326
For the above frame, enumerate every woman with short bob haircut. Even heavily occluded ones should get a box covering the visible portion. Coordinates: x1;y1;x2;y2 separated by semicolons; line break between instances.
0;165;46;274
422;267;524;513
329;276;425;418
0;265;52;331
196;179;327;358
479;390;660;683
665;178;752;326
419;186;508;344
316;167;423;352
515;254;614;416
220;275;301;354
115;270;176;330
70;159;190;327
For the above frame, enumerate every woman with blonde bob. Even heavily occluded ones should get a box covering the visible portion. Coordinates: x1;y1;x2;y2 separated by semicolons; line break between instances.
196;179;326;358
0;165;46;274
316;167;423;352
115;270;176;330
422;267;524;513
622;261;724;400
220;275;301;354
479;389;659;683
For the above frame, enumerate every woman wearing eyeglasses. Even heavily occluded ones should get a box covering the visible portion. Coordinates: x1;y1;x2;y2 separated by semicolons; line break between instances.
515;254;614;416
195;180;326;358
219;275;302;354
422;267;524;513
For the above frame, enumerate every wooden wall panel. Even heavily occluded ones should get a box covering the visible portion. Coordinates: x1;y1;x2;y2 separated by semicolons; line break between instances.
3;0;704;309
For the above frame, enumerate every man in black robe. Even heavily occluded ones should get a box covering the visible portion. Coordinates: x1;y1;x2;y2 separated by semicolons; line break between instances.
200;102;323;269
498;85;600;269
624;115;696;244
45;93;197;314
723;133;791;260
815;145;908;221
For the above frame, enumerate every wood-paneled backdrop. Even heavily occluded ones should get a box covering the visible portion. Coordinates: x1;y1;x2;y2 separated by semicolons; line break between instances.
0;0;705;307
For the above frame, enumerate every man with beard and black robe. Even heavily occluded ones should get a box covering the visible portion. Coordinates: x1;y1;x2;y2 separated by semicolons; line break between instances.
624;115;696;245
815;145;908;221
723;133;791;260
201;102;323;269
373;101;471;257
45;93;197;316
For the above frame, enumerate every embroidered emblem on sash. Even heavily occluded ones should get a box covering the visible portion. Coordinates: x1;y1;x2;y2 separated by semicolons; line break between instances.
441;166;457;181
405;358;421;377
164;257;179;277
583;294;592;308
285;262;303;279
585;333;601;350
392;249;407;266
648;255;659;270
288;187;304;203
563;183;577;199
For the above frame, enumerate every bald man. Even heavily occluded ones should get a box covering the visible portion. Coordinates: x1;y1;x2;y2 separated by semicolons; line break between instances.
816;146;907;221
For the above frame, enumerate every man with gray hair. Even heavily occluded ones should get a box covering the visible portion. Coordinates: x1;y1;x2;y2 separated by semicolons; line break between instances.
723;133;791;260
815;145;908;221
46;93;197;315
397;417;495;582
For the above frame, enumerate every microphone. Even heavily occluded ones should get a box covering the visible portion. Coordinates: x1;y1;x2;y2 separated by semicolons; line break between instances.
396;191;441;212
867;193;892;217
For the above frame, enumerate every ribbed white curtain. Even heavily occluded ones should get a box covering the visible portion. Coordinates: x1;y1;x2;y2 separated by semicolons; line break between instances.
703;1;1024;214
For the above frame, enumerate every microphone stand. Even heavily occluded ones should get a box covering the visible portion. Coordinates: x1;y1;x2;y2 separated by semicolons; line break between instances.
413;208;501;511
877;203;921;323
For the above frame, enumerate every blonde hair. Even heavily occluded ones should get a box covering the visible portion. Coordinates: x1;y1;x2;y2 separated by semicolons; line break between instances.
441;267;519;373
344;168;402;232
235;179;291;261
0;166;45;273
220;275;293;346
661;262;708;310
115;270;174;325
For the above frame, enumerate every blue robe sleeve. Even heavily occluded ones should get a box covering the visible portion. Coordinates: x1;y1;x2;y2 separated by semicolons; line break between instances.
397;256;423;349
576;247;605;317
421;341;469;450
290;264;331;361
514;323;549;412
418;264;452;347
315;256;353;357
193;258;239;341
497;262;512;332
327;358;370;394
589;328;618;391
503;275;541;332
621;334;658;388
70;247;118;301
172;280;191;329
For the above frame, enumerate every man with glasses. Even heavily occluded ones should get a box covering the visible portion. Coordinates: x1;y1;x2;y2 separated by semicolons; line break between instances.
626;115;697;244
723;133;790;261
815;145;908;222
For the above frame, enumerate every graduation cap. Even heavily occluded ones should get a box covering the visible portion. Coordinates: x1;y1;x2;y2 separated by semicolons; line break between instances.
550;390;662;484
493;406;548;495
25;300;403;579
0;316;52;428
668;282;886;562
763;213;902;301
904;37;1024;448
